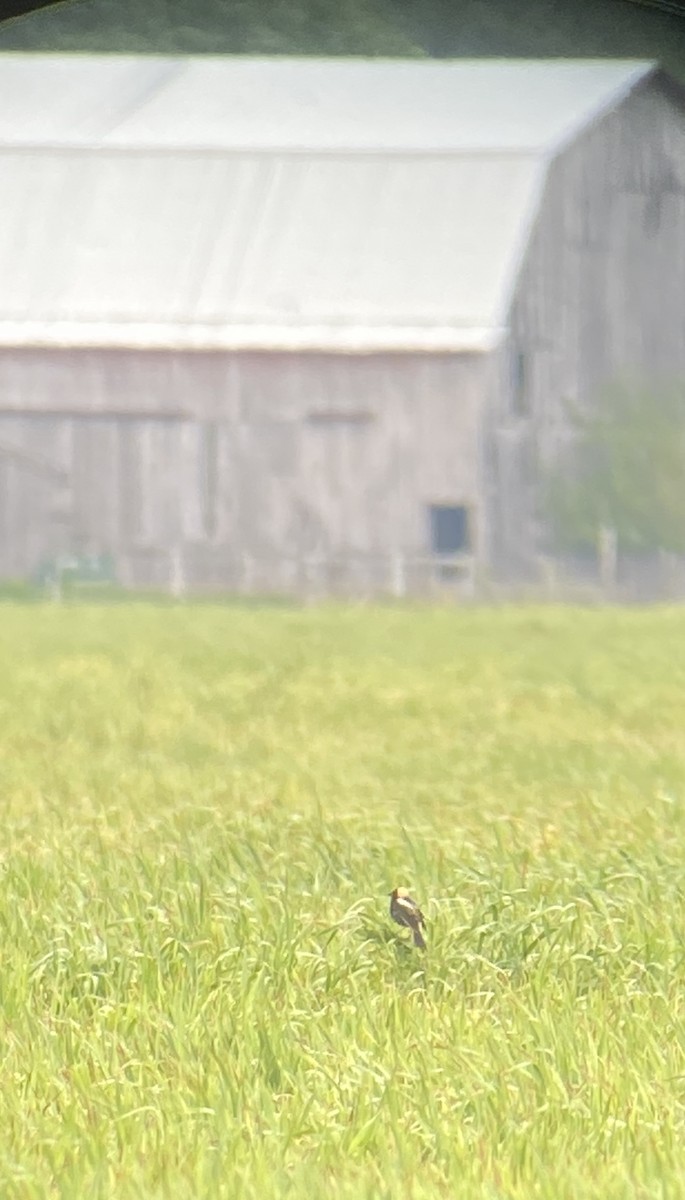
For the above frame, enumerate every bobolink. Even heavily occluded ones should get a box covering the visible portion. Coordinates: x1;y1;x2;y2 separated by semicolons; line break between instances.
389;887;427;949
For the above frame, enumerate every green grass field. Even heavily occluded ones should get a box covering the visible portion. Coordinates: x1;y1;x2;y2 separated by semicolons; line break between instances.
2;602;685;1199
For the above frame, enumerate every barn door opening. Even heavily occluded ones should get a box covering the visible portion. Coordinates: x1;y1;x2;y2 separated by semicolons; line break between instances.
428;503;473;586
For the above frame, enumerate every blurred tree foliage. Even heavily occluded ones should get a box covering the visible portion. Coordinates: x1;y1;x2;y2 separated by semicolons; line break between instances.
0;0;684;80
546;382;685;555
0;0;422;54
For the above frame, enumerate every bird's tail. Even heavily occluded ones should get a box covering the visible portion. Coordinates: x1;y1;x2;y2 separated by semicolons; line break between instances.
412;926;426;950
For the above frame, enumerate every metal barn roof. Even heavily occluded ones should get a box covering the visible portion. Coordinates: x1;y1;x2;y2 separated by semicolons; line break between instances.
0;55;657;352
0;55;654;152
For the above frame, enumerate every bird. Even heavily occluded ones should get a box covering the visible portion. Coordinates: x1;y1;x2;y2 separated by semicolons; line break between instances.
389;887;427;949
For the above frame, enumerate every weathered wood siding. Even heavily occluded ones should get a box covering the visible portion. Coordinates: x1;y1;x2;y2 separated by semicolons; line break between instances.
0;348;488;587
494;74;685;571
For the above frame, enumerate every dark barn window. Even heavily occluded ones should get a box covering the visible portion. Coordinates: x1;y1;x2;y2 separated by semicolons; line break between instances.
429;505;470;555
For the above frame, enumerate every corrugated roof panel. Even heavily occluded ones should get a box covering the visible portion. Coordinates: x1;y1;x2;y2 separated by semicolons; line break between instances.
0;55;655;152
0;150;544;339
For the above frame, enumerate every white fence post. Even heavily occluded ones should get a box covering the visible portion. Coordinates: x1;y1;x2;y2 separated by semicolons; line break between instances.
390;552;407;598
169;546;186;598
241;553;254;595
598;526;618;599
537;554;558;600
302;555;318;602
49;564;62;603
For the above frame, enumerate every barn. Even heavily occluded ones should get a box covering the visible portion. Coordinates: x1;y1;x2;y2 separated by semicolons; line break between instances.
0;54;684;595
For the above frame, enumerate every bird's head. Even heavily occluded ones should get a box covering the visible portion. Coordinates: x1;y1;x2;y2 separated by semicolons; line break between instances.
389;886;410;899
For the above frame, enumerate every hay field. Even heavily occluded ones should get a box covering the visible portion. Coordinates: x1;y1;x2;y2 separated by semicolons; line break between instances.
1;603;685;1198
